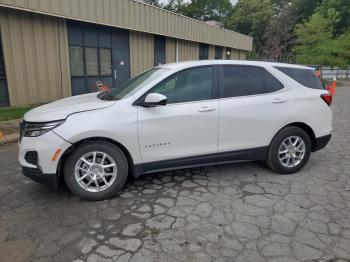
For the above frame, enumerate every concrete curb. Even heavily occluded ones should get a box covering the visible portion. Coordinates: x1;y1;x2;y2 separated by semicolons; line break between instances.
0;133;19;145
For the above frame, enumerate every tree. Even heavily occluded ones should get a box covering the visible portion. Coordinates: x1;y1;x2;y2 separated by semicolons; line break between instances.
181;0;233;23
226;0;274;55
293;11;350;67
292;0;322;23
319;0;350;36
263;1;296;61
143;0;161;7
163;0;187;13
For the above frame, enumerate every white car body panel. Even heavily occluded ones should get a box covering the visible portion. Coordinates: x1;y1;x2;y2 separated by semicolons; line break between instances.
218;90;293;152
24;93;115;122
137;99;219;163
53;97;142;164
18;60;333;179
19;131;71;173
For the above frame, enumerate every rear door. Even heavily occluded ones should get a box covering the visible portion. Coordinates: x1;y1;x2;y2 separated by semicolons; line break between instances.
137;66;219;169
218;65;292;160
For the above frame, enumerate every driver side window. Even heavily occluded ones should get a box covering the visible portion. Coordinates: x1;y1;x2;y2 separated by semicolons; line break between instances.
152;66;213;104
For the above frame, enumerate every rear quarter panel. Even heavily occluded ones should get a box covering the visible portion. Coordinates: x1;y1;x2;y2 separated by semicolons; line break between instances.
282;88;333;138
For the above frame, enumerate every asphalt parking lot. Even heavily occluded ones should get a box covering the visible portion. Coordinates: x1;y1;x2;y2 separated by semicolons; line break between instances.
1;86;350;262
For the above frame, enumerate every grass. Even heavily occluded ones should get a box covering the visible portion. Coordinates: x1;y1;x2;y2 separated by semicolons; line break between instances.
0;104;39;122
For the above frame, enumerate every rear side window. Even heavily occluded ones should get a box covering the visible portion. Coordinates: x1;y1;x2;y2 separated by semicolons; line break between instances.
275;67;324;90
221;66;283;98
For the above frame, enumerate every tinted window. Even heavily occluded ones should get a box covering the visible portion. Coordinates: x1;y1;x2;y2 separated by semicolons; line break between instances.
275;67;324;90
222;66;283;98
152;67;213;104
215;46;222;60
154;36;166;66
199;44;209;60
69;46;84;76
100;48;112;75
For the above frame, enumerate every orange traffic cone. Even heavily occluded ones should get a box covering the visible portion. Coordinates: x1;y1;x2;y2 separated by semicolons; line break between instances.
329;78;337;96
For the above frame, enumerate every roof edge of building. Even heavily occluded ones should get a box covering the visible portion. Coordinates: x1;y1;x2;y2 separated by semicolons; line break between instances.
0;1;253;52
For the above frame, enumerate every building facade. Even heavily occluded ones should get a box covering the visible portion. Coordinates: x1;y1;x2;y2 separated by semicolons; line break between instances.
0;0;253;107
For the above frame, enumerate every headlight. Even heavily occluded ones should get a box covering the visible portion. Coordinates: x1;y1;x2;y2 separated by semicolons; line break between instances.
22;120;65;137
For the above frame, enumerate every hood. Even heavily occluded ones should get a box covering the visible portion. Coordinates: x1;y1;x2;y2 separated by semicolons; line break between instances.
24;93;116;122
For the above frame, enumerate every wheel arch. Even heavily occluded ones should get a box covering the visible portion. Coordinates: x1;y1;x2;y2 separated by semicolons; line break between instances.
57;137;141;188
273;122;317;151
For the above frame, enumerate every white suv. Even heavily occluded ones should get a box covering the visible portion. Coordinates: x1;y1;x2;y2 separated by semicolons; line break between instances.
19;61;332;200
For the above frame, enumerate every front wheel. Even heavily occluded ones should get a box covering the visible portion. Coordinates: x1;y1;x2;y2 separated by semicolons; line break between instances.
265;126;311;174
64;141;128;201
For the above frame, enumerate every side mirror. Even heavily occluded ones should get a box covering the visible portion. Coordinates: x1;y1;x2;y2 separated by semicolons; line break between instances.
141;93;167;107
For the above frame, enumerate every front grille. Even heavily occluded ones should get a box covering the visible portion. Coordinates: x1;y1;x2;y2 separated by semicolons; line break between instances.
24;151;38;166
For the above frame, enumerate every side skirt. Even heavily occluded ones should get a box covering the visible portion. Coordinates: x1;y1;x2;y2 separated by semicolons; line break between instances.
133;147;268;177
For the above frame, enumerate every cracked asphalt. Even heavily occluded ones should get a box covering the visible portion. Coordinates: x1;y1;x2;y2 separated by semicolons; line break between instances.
1;86;350;262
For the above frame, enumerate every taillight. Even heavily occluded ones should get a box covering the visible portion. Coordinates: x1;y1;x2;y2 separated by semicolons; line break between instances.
321;94;332;106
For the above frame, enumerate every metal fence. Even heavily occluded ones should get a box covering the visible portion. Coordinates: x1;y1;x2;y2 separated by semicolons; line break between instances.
320;68;350;80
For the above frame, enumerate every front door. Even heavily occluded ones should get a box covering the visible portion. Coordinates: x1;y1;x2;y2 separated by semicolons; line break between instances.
137;66;219;170
68;21;130;95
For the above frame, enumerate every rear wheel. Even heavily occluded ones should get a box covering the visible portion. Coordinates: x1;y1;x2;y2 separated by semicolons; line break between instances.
266;126;311;174
64;141;128;201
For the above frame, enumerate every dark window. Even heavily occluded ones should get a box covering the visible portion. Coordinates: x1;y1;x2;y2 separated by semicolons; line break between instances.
154;36;166;66
152;66;213;104
199;44;209;60
0;35;9;106
69;46;84;76
275;67;324;90
226;48;231;60
215;46;222;60
221;66;284;98
68;21;117;95
99;48;112;75
85;47;99;75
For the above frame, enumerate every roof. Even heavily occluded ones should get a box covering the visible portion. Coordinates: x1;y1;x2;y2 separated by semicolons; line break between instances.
161;60;312;70
0;0;253;51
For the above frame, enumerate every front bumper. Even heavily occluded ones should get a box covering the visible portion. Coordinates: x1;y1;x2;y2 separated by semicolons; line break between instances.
22;166;58;189
18;131;71;174
313;134;332;152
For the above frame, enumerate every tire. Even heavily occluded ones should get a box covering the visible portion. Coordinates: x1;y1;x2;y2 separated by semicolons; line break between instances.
64;141;128;201
265;126;311;174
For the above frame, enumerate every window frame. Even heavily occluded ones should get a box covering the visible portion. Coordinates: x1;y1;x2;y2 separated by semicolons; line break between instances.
134;65;219;106
218;65;285;99
68;22;113;86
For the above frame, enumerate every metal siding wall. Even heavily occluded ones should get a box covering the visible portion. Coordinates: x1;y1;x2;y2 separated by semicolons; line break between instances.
239;51;247;60
130;31;154;77
0;0;252;51
178;40;199;61
165;37;176;63
208;45;215;59
0;8;71;106
231;49;240;60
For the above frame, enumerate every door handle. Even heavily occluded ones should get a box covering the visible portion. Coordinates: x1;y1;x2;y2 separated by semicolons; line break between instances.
272;98;286;104
198;106;216;112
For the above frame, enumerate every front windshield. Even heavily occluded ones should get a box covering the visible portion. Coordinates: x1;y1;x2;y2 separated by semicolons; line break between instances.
107;68;170;100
